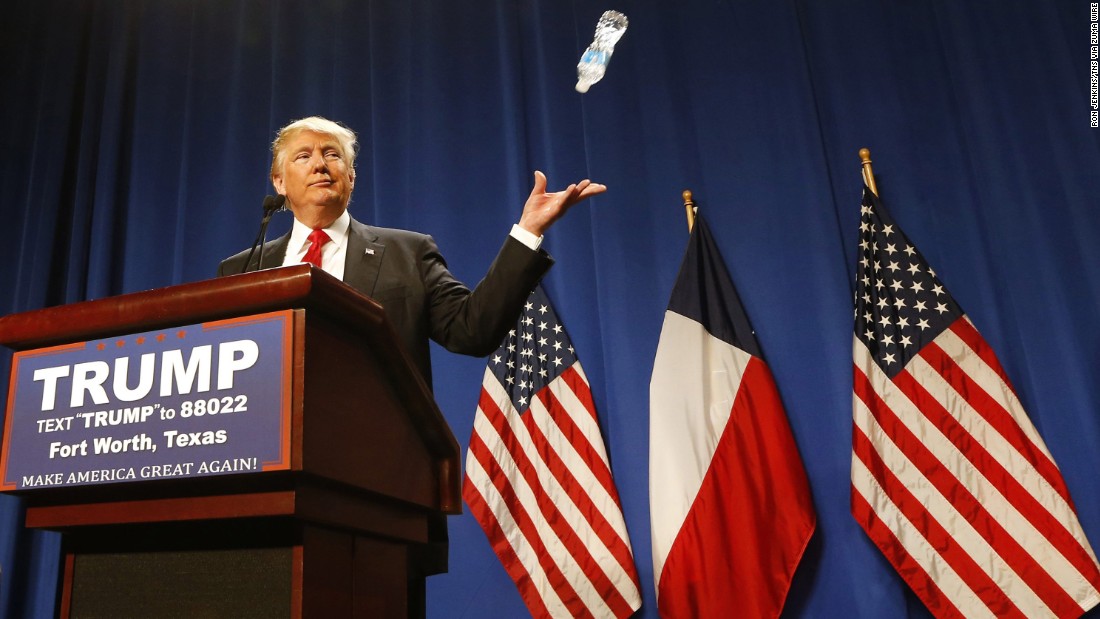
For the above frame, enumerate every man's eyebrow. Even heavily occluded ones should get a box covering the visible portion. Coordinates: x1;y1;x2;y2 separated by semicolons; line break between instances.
291;140;341;151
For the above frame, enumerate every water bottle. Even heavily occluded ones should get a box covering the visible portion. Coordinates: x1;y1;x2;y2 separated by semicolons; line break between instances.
575;10;628;93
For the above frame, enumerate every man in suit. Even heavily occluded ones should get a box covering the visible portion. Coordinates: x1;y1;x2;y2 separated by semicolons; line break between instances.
218;116;604;388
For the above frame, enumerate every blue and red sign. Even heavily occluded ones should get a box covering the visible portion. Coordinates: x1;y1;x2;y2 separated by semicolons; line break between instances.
0;311;294;491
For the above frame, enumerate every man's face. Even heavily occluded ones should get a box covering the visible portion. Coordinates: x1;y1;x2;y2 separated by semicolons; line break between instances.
272;130;355;229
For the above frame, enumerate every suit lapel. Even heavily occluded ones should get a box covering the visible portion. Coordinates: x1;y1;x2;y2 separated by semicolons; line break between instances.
257;232;292;271
343;217;385;297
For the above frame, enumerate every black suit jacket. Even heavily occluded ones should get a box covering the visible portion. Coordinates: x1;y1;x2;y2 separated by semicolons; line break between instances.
218;216;554;388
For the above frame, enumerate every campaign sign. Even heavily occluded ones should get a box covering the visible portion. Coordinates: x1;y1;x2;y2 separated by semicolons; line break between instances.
0;310;293;491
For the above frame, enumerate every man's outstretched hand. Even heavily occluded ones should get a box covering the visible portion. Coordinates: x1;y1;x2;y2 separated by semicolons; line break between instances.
518;170;607;237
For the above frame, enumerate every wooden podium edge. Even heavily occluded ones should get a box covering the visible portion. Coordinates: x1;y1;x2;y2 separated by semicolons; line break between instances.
0;265;369;349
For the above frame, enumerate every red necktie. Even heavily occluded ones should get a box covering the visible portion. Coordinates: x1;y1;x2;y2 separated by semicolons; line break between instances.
302;228;330;268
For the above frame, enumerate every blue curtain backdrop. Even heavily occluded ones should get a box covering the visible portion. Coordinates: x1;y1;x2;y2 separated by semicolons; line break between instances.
1;0;1098;617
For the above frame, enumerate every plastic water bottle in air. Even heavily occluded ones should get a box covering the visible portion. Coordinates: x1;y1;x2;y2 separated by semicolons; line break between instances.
575;10;628;93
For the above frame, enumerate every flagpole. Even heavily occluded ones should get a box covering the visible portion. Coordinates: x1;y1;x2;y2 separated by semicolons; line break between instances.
683;189;696;232
859;148;878;196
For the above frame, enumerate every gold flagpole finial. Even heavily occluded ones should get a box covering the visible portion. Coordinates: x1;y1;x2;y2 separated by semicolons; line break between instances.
859;148;878;196
683;189;696;232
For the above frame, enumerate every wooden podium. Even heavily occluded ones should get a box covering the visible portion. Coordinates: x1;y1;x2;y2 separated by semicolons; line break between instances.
0;265;461;618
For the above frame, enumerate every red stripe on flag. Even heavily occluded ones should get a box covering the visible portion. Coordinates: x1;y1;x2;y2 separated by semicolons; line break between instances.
557;367;618;497
462;467;554;618
658;358;814;619
894;362;1100;592
469;391;593;619
522;389;637;618
558;366;600;424
855;367;1083;617
849;483;968;619
537;373;639;583
920;337;1070;503
851;415;1026;618
947;318;1017;394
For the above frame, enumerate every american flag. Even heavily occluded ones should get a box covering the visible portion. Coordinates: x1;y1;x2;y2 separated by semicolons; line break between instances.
462;285;642;618
851;187;1100;618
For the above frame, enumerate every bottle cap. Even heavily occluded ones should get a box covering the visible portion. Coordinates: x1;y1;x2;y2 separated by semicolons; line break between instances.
575;80;591;93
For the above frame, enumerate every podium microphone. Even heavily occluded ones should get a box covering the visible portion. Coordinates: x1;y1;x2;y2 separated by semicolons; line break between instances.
240;195;287;274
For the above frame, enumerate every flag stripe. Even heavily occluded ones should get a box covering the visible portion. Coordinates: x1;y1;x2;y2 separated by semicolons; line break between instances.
910;346;1067;513
472;381;621;618
852;386;1043;617
912;344;1100;587
856;349;1087;616
531;379;640;583
948;316;1018;398
895;368;1099;604
658;357;815;619
854;358;1063;616
557;366;619;497
926;325;1065;497
467;409;593;618
649;310;746;582
533;369;622;526
937;320;1074;500
850;475;973;619
523;391;638;617
898;357;1093;591
463;451;560;618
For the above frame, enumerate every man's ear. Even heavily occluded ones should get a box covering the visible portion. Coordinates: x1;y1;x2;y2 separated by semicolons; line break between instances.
348;168;356;190
272;174;285;195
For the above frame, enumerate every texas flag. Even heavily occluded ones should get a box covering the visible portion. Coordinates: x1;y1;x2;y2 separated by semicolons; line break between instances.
649;214;816;618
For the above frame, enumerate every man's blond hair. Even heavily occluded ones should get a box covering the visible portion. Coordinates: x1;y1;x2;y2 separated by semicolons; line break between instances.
270;116;358;177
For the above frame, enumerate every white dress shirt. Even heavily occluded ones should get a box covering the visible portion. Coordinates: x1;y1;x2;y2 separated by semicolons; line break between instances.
282;209;351;280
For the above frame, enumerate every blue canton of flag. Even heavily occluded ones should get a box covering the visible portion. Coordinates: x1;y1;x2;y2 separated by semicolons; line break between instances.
486;286;578;413
853;193;961;376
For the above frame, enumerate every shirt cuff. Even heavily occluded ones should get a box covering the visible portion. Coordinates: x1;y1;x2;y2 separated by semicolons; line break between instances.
510;224;543;251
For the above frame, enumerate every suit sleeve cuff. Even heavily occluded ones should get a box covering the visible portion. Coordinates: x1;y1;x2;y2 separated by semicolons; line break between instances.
509;224;543;251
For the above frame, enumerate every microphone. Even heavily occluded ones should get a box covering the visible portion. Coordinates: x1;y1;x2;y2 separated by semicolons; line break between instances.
263;194;286;215
240;195;287;274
